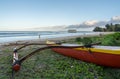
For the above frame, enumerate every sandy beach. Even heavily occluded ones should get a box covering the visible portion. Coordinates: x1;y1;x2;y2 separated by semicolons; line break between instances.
0;32;114;46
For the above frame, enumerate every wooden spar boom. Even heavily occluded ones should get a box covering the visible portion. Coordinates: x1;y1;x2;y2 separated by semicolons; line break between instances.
11;45;83;79
11;41;101;79
4;41;101;46
12;42;101;70
19;45;82;63
3;43;48;46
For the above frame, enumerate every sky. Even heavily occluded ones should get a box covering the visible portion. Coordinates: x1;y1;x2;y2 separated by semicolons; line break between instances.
0;0;120;31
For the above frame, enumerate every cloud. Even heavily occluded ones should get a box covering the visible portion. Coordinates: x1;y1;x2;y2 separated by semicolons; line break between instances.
67;16;120;28
83;20;98;26
32;25;67;31
111;16;120;21
30;16;120;31
66;20;107;28
109;16;120;24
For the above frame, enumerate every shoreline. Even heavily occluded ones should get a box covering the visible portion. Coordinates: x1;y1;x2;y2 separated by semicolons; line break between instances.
0;32;114;46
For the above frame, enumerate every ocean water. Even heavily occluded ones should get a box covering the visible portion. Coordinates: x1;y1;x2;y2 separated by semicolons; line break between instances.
0;31;96;43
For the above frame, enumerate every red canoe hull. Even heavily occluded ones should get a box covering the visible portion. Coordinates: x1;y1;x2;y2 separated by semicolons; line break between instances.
52;48;120;68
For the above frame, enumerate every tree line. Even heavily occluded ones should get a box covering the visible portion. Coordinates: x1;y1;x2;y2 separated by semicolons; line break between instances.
93;23;120;32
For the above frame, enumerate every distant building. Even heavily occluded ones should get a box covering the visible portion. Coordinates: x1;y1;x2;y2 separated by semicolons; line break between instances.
68;29;77;33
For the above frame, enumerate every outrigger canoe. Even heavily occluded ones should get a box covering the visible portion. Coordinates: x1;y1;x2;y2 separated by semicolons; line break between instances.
47;41;120;68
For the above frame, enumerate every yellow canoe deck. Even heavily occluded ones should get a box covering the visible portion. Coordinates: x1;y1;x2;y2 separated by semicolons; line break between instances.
75;46;120;55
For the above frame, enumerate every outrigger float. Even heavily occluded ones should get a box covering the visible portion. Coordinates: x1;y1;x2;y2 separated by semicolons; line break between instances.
8;41;120;78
